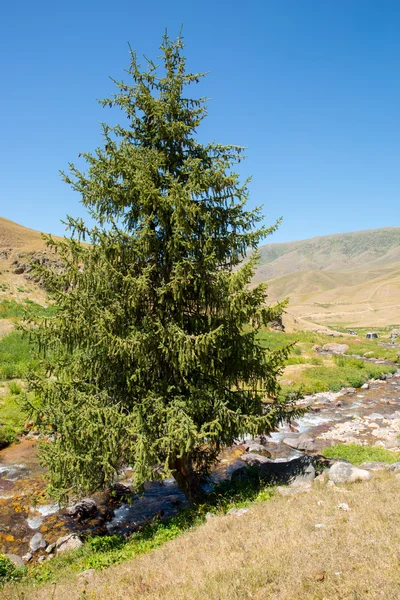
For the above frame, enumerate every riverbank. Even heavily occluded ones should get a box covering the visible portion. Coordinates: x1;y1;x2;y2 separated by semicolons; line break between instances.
6;468;400;600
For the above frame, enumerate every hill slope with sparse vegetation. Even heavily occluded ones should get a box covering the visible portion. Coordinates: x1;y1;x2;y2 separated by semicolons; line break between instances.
254;227;400;329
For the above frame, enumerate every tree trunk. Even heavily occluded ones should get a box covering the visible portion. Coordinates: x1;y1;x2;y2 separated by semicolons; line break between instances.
170;455;206;506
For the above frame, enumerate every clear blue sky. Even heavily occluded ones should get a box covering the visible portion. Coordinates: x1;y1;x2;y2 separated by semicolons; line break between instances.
1;0;399;243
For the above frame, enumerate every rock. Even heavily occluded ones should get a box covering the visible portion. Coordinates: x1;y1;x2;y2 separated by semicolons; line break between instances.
109;483;131;502
56;534;83;553
45;543;56;554
22;553;32;563
38;556;46;564
371;428;397;441
322;343;349;354
4;554;25;568
240;453;272;466
338;502;351;511
315;523;326;529
29;532;47;552
258;455;316;486
231;467;252;486
227;507;249;517
313;345;323;352
326;480;336;489
205;512;216;521
245;443;272;457
269;316;285;332
328;462;372;484
67;498;97;521
366;413;385;421
361;382;370;389
359;461;391;471
235;455;317;487
283;433;316;452
314;473;326;484
388;463;400;473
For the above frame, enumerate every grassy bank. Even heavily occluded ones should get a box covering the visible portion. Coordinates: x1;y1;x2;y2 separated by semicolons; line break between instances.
6;471;400;600
322;443;400;466
1;476;275;589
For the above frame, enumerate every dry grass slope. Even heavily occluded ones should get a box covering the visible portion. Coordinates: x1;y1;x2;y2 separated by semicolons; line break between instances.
12;472;400;600
255;228;400;328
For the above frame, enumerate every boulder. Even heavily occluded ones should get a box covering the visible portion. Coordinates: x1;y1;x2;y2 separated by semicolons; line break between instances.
29;532;47;552
240;453;273;466
282;433;316;452
328;462;372;484
245;443;272;457
359;462;390;471
258;455;316;485
56;534;83;553
67;498;97;521
322;343;349;354
4;554;24;568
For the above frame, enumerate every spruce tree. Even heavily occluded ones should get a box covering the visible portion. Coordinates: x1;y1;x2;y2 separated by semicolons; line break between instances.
27;33;298;505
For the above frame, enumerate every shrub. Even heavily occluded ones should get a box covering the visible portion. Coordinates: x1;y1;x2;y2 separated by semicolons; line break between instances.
0;554;24;584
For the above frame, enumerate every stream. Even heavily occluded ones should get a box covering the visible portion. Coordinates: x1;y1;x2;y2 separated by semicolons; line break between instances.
1;369;400;559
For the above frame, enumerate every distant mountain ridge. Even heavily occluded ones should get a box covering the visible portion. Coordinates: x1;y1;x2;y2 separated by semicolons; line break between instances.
254;227;400;329
254;227;400;282
1;217;399;328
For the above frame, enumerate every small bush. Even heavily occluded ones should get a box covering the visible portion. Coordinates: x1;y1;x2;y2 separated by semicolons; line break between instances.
0;554;24;584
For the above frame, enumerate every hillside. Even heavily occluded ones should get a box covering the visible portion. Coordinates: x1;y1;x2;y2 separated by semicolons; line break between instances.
254;228;400;329
1;217;400;329
0;217;55;305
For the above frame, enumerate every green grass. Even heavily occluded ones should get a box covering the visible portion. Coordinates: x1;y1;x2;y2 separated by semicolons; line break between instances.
0;331;40;380
0;387;26;448
322;444;400;466
10;477;275;587
0;555;25;585
0;299;55;320
282;356;396;396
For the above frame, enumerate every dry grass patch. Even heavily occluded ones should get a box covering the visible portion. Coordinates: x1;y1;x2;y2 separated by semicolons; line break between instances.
10;472;400;600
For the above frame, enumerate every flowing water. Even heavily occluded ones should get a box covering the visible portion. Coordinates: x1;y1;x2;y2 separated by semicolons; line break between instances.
1;372;400;558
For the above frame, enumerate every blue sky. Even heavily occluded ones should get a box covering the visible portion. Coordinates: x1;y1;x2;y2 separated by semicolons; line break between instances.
1;0;399;244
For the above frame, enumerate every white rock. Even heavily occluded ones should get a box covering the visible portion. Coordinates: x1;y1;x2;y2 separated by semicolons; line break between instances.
328;462;372;484
29;532;46;552
338;502;351;511
55;534;83;553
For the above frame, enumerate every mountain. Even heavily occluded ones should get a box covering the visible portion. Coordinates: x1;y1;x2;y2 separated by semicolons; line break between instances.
254;228;400;329
1;217;399;329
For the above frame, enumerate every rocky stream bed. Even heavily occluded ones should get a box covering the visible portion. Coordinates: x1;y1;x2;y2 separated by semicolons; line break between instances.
1;368;400;565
